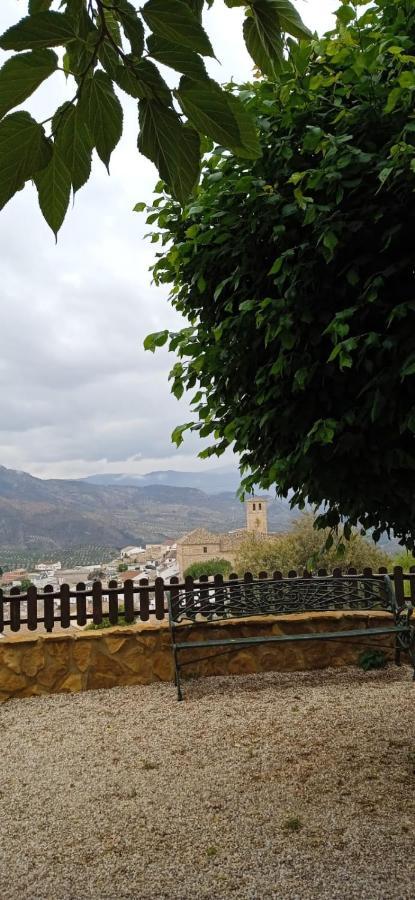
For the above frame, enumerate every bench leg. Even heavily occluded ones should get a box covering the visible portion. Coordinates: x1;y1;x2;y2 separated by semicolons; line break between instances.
173;646;183;701
409;629;415;682
395;637;401;667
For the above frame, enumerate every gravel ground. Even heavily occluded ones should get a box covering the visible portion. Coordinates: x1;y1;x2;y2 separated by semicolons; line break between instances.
0;666;414;900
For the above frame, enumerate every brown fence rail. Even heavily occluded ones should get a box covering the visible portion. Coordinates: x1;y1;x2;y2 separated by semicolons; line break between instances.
1;566;414;634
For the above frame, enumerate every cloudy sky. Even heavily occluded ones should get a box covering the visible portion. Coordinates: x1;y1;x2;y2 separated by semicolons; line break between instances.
0;0;337;480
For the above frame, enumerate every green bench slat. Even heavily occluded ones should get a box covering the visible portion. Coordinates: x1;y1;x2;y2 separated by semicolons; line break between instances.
175;625;406;651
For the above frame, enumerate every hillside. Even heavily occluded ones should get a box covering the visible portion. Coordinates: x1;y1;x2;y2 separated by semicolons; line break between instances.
0;465;297;556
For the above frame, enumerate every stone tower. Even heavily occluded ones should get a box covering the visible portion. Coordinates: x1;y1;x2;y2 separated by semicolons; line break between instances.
245;497;268;534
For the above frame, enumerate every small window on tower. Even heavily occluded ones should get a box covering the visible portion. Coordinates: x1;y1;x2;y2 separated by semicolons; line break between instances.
259;503;262;510
253;503;256;510
203;546;207;553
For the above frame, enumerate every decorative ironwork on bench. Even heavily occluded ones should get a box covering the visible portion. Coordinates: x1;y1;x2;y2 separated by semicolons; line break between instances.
168;575;396;625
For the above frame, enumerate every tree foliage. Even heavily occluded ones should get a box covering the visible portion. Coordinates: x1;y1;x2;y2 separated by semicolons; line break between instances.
235;514;391;576
145;0;415;550
20;578;34;591
0;0;310;234
184;557;232;578
392;549;415;572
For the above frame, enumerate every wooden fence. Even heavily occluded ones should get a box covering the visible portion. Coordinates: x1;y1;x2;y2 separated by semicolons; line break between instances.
1;566;414;634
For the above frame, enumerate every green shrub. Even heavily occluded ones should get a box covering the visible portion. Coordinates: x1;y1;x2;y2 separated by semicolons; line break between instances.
184;558;232;579
358;649;387;671
282;816;303;833
84;606;136;630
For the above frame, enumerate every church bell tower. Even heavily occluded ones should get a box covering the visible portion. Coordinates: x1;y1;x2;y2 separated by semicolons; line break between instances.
245;497;268;534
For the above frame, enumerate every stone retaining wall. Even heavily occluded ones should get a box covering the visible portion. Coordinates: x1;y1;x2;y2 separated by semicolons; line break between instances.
0;611;395;701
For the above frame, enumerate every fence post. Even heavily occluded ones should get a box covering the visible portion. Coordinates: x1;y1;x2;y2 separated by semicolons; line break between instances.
92;580;103;626
214;573;225;617
139;577;149;621
75;582;86;627
155;576;165;620
10;585;21;632
27;584;38;631
185;575;194;619
243;571;253;611
409;565;415;604
108;579;119;625
199;573;209;615
393;565;405;608
124;579;135;623
168;576;180;620
44;584;55;632
60;583;70;628
228;572;240;615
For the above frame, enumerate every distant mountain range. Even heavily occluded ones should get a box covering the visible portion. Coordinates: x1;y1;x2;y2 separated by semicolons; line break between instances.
82;467;242;494
0;465;297;554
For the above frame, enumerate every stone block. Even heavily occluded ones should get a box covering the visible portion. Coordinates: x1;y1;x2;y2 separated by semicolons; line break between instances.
91;651;126;677
15;684;48;699
103;636;128;655
0;668;27;692
0;645;24;674
227;651;257;675
86;670;121;690
37;640;71;688
72;641;93;672
59;673;83;693
117;646;154;680
152;651;173;681
20;644;45;678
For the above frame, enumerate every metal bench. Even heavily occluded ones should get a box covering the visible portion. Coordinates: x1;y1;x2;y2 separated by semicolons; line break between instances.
167;574;415;700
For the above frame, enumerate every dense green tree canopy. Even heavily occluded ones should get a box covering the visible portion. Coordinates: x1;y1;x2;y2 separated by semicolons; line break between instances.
184;558;232;578
234;514;391;576
144;0;415;549
0;0;310;235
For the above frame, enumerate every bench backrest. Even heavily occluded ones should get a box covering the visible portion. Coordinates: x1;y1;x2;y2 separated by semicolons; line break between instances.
167;575;395;626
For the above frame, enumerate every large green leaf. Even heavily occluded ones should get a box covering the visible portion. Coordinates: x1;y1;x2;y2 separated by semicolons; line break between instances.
0;50;58;121
54;104;93;193
177;77;242;148
225;93;261;159
0;12;76;51
28;0;52;11
34;146;71;238
99;40;120;79
138;100;200;204
100;8;122;47
184;0;204;21
115;0;145;56
65;0;85;23
78;71;123;169
147;34;207;80
271;0;312;40
0;111;51;210
142;0;214;57
249;1;285;67
243;17;280;77
114;59;171;104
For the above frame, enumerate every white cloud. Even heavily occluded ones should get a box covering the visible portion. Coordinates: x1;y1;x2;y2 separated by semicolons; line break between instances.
0;1;337;479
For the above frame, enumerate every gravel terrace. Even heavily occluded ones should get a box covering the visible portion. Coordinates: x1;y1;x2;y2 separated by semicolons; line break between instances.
0;666;414;900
